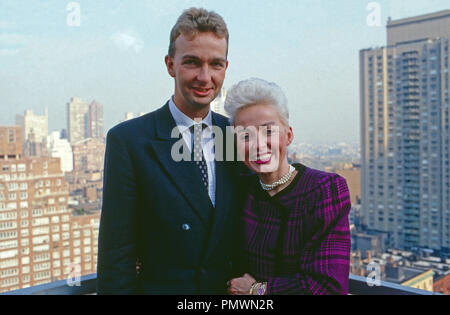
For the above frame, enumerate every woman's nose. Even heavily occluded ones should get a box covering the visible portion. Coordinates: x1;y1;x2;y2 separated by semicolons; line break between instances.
256;134;268;153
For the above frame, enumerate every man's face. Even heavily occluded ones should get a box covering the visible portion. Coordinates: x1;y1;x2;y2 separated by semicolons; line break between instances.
165;32;228;116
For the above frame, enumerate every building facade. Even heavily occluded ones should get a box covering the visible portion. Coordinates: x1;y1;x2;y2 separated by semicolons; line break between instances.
71;138;105;173
87;101;103;140
67;97;89;144
0;127;22;160
47;131;73;173
0;126;99;293
360;10;450;252
15;109;48;144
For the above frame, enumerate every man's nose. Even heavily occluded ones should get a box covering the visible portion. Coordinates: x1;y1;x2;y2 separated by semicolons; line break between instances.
197;65;212;83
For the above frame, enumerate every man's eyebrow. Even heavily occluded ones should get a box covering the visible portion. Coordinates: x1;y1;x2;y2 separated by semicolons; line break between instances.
181;55;226;63
212;57;227;63
181;55;200;60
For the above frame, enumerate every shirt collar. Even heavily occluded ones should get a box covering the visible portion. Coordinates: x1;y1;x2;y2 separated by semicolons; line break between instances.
168;96;213;134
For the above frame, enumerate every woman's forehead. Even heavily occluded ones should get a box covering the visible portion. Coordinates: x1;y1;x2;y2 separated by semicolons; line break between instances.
235;123;280;133
235;106;284;126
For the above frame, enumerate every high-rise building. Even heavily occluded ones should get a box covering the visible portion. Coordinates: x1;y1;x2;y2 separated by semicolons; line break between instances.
360;10;450;252
15;109;48;144
0;126;99;293
88;101;103;140
15;109;48;157
67;97;89;144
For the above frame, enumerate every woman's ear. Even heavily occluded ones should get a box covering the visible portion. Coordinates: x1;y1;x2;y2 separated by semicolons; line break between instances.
287;126;294;146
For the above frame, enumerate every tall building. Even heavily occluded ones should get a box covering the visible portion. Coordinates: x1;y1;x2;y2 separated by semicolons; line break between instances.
0;126;99;292
67;97;89;144
360;10;450;252
15;109;48;157
211;88;228;117
87;101;103;140
15;109;48;144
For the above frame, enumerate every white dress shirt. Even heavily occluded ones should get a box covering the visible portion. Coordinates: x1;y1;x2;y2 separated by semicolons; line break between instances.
168;97;216;207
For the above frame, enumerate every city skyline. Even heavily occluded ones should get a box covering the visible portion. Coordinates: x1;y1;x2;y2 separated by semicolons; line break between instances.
1;1;450;145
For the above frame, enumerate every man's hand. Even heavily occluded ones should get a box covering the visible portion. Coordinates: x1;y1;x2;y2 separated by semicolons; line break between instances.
227;273;256;295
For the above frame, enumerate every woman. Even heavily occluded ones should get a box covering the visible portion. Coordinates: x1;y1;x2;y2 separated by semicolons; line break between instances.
225;78;351;295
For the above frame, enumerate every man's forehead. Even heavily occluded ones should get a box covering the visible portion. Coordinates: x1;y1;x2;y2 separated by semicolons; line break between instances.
174;32;227;53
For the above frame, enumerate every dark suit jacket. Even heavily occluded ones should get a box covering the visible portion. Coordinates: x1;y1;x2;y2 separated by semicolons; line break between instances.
97;102;243;295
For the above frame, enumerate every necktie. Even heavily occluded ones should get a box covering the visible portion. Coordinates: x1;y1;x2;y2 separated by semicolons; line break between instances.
191;123;209;189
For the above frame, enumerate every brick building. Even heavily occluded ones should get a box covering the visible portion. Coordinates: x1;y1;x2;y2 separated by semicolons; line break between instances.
0;126;100;292
72;138;105;173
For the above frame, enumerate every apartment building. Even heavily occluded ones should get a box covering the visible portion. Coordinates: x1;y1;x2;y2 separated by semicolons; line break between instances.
360;10;450;251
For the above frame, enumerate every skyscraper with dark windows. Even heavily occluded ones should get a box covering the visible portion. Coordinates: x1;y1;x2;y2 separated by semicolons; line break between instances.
360;10;450;253
88;101;103;141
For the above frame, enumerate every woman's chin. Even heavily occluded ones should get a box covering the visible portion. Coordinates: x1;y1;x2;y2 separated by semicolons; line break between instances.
247;159;279;174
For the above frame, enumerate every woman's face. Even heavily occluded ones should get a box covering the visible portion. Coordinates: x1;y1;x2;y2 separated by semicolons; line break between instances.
233;104;293;174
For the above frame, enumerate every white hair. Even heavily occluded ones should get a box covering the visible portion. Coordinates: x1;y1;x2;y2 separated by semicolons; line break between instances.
224;78;289;125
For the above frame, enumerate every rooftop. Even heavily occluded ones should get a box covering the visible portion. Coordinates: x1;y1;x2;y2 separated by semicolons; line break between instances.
0;274;442;295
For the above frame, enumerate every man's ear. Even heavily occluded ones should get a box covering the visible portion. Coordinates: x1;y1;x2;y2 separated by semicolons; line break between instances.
165;55;175;78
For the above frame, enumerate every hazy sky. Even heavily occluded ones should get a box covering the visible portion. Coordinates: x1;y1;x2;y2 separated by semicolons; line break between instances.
1;0;449;144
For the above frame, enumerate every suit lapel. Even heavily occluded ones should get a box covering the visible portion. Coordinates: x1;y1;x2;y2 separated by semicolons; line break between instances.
147;103;213;227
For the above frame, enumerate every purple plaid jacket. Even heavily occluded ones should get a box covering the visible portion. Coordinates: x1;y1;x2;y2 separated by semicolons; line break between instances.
236;163;351;295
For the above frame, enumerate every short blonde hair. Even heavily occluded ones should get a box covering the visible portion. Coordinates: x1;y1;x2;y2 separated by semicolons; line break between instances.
225;78;289;126
168;8;229;58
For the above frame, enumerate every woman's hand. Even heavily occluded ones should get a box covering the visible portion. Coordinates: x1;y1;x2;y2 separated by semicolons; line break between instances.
227;273;256;295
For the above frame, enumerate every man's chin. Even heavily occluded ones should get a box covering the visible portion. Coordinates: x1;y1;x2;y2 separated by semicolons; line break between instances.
190;96;216;108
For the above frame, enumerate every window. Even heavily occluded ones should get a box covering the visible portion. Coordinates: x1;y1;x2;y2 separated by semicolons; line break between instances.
7;129;15;143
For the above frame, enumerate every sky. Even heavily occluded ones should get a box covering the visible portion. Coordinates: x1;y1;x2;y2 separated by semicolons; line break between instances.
1;0;449;145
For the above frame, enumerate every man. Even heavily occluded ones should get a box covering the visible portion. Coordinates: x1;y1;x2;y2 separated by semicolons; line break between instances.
97;8;242;294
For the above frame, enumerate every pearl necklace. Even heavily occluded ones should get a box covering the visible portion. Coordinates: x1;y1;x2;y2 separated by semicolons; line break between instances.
259;165;296;191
